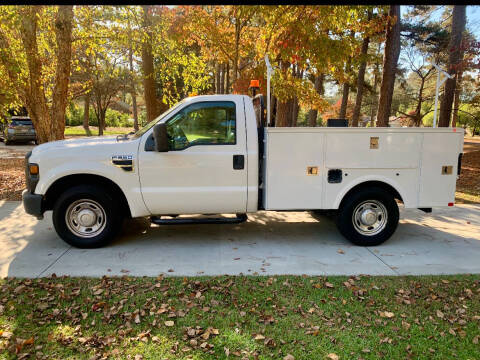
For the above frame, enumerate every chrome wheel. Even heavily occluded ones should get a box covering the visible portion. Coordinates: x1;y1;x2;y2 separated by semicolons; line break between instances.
65;199;107;238
352;200;388;236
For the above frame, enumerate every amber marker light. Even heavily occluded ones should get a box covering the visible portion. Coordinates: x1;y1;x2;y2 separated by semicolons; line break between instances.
29;164;39;175
249;79;260;88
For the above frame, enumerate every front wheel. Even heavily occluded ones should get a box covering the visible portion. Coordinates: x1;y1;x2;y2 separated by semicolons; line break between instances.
336;187;399;246
53;185;123;248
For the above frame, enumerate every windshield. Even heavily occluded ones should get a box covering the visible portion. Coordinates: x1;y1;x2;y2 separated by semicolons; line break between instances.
132;99;188;139
11;119;33;126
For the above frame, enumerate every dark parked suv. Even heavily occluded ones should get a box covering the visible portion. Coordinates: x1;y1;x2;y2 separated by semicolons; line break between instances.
1;116;37;145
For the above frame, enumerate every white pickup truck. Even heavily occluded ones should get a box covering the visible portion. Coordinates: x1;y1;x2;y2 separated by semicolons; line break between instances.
23;94;464;248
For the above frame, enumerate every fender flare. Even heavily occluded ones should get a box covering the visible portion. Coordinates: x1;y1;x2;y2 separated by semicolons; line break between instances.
333;175;408;209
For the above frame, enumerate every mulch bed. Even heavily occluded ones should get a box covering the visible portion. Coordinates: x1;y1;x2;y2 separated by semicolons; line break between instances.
456;149;480;199
0;158;25;201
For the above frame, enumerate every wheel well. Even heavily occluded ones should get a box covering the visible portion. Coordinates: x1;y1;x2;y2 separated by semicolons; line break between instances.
339;181;403;208
44;174;132;217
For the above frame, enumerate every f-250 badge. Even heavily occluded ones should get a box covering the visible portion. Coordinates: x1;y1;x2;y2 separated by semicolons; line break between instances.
111;155;133;171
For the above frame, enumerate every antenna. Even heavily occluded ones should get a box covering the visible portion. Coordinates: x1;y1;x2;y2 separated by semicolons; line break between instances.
431;63;454;128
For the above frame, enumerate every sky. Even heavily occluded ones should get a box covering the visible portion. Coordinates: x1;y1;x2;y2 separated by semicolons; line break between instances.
323;6;480;98
401;5;480;40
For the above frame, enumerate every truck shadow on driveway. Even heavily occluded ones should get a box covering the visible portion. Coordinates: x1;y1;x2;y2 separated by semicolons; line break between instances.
2;202;480;277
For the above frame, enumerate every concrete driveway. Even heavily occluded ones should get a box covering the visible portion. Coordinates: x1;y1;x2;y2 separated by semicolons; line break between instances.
0;141;35;159
1;200;480;278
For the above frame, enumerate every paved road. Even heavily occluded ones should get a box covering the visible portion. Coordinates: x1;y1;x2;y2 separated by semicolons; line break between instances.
0;141;35;159
1;201;480;278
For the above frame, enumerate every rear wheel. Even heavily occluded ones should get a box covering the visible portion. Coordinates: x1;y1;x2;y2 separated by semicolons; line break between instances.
336;187;399;246
53;185;123;248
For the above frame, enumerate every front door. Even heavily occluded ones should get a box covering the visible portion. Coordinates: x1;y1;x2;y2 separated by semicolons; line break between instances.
138;99;248;215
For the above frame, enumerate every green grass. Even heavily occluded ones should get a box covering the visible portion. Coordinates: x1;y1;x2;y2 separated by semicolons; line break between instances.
1;275;479;359
64;126;131;137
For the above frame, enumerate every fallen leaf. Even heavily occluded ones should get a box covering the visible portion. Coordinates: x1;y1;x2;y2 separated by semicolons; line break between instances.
165;321;174;327
436;310;444;319
14;285;25;294
327;354;339;360
254;334;265;341
380;311;395;318
325;282;334;288
283;355;295;360
23;337;34;346
93;288;104;296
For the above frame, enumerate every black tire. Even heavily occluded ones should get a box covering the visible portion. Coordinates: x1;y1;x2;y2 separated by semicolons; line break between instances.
336;187;399;246
53;185;123;248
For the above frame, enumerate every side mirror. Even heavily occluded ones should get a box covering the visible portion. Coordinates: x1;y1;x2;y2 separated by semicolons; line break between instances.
153;123;169;152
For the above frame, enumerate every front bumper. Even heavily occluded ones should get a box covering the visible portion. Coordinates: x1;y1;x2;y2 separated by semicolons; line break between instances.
22;189;44;219
6;133;36;141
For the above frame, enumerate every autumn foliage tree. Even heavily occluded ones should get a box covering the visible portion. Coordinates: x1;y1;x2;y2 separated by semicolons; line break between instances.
0;5;74;143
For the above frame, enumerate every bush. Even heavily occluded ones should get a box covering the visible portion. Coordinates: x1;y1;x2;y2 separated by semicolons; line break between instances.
65;102;132;128
65;102;97;126
105;108;131;127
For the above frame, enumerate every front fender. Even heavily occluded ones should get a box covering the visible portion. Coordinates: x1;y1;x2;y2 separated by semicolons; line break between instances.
36;161;149;218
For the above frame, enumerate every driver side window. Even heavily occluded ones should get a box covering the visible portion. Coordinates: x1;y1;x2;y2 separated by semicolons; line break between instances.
166;101;236;150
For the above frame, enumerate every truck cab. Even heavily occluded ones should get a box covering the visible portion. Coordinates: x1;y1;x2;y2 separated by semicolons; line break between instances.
23;94;464;248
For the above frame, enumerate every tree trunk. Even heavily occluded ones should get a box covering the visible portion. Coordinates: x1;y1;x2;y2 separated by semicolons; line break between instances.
339;61;351;119
225;62;230;93
414;77;426;127
352;19;371;127
132;93;139;131
275;61;291;127
98;108;106;136
439;6;466;127
233;21;240;84
50;5;73;140
308;74;325;127
128;25;139;131
276;99;290;127
220;63;225;94
19;7;51;143
292;97;299;127
215;62;221;94
141;5;158;123
83;94;91;136
376;5;401;127
451;71;463;128
370;43;381;127
271;96;277;127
